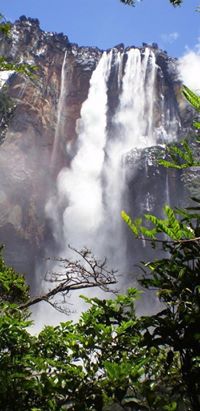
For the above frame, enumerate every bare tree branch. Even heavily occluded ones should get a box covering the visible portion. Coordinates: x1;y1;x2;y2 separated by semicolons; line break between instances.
20;246;117;311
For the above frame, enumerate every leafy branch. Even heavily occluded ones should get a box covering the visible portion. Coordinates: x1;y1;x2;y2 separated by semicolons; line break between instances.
158;85;200;169
121;205;195;243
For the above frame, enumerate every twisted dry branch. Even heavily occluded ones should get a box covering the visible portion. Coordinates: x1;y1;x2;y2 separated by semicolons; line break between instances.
20;246;117;312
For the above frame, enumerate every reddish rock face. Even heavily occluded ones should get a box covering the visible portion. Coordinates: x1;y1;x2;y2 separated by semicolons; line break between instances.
0;17;193;287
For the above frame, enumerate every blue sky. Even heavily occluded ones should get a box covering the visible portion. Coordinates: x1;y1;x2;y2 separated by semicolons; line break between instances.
0;0;199;57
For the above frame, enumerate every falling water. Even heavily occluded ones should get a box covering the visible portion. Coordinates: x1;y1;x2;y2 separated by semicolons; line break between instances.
115;48;157;150
165;172;170;205
101;48;157;270
116;51;124;89
56;51;113;254
51;51;67;168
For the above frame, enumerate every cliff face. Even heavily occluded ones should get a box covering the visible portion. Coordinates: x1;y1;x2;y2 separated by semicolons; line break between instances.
0;17;101;283
0;17;193;287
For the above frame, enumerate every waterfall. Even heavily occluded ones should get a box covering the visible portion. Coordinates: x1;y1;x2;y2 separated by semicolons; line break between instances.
100;48;157;271
165;172;170;205
115;48;157;150
48;47;163;284
56;51;113;253
41;46;180;325
51;51;67;168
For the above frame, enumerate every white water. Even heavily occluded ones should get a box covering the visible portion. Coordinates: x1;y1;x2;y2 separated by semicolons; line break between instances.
115;48;157;151
100;49;157;270
57;51;113;253
51;51;67;168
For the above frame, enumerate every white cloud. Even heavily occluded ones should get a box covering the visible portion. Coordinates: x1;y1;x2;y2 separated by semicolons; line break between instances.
161;31;179;44
179;38;200;92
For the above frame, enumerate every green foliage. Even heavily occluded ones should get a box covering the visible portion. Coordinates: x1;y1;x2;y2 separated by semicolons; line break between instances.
182;85;200;111
0;86;16;145
169;0;182;4
159;139;200;169
159;86;200;170
0;248;185;411
0;56;38;78
0;247;195;410
0;14;11;36
122;206;200;409
0;246;29;306
119;0;183;5
0;87;14;117
0;15;38;144
120;0;136;5
122;205;195;241
0;15;38;77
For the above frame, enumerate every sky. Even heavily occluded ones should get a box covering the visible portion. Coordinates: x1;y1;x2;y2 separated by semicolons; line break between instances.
0;0;199;58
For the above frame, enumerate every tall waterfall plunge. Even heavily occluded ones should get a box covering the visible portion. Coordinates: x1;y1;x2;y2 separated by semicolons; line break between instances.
57;51;113;252
42;47;180;324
